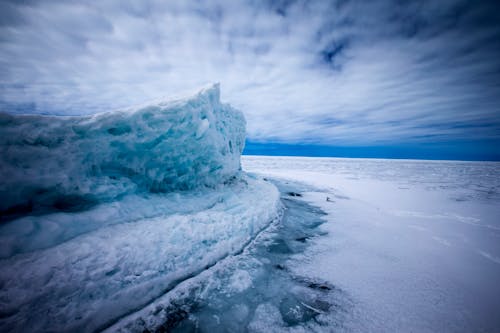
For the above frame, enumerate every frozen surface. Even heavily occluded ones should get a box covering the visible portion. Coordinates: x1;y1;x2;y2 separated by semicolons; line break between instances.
243;156;500;332
8;153;495;332
0;84;245;218
0;87;282;332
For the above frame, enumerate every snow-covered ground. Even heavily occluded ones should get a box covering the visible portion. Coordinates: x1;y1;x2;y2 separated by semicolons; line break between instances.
243;155;500;332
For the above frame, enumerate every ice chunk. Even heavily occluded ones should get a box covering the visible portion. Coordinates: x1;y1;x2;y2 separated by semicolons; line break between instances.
228;269;253;293
0;84;245;218
0;86;283;333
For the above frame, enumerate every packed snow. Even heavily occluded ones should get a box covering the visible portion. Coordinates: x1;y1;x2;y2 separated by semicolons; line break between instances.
0;86;281;332
243;156;500;332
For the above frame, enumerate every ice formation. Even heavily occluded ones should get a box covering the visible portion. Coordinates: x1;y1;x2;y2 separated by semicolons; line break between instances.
0;85;282;332
0;84;245;218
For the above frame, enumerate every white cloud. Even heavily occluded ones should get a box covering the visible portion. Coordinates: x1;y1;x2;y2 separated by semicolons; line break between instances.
0;0;499;145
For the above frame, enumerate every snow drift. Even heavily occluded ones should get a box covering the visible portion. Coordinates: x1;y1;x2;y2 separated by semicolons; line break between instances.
0;84;245;218
0;85;282;332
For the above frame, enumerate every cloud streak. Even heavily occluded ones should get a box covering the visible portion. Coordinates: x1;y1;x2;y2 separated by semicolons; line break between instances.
0;0;499;146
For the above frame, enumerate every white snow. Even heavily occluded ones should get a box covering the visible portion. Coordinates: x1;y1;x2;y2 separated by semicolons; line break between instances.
243;155;500;332
248;303;286;333
228;269;253;293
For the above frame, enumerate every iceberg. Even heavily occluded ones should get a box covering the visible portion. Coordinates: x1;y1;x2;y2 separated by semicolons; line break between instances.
0;85;281;332
0;84;245;218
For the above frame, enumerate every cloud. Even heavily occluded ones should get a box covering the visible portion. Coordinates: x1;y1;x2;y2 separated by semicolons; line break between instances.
0;0;499;146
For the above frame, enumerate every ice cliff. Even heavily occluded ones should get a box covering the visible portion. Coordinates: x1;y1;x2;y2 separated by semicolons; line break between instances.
0;84;245;218
0;85;281;332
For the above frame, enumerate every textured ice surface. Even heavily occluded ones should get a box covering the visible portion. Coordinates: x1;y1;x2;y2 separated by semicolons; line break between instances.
0;175;280;332
0;84;245;218
104;179;344;333
0;186;243;259
0;87;282;332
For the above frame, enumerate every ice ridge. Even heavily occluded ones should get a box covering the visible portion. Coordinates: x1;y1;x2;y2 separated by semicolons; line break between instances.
0;84;245;218
0;85;282;332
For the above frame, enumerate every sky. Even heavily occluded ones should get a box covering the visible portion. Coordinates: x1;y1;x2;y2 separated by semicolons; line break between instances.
0;0;499;160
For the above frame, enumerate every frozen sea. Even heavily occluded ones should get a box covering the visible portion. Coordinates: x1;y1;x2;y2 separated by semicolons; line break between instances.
2;150;500;331
9;85;499;331
241;155;500;332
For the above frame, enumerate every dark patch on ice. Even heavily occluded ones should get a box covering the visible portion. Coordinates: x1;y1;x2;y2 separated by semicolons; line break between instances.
105;268;120;277
0;307;18;320
0;202;34;223
287;191;302;197
21;136;64;148
268;238;294;254
222;175;242;186
293;276;337;293
295;236;309;243
154;307;189;333
307;282;334;292
107;125;132;136
0;191;98;223
168;317;197;333
51;194;97;211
